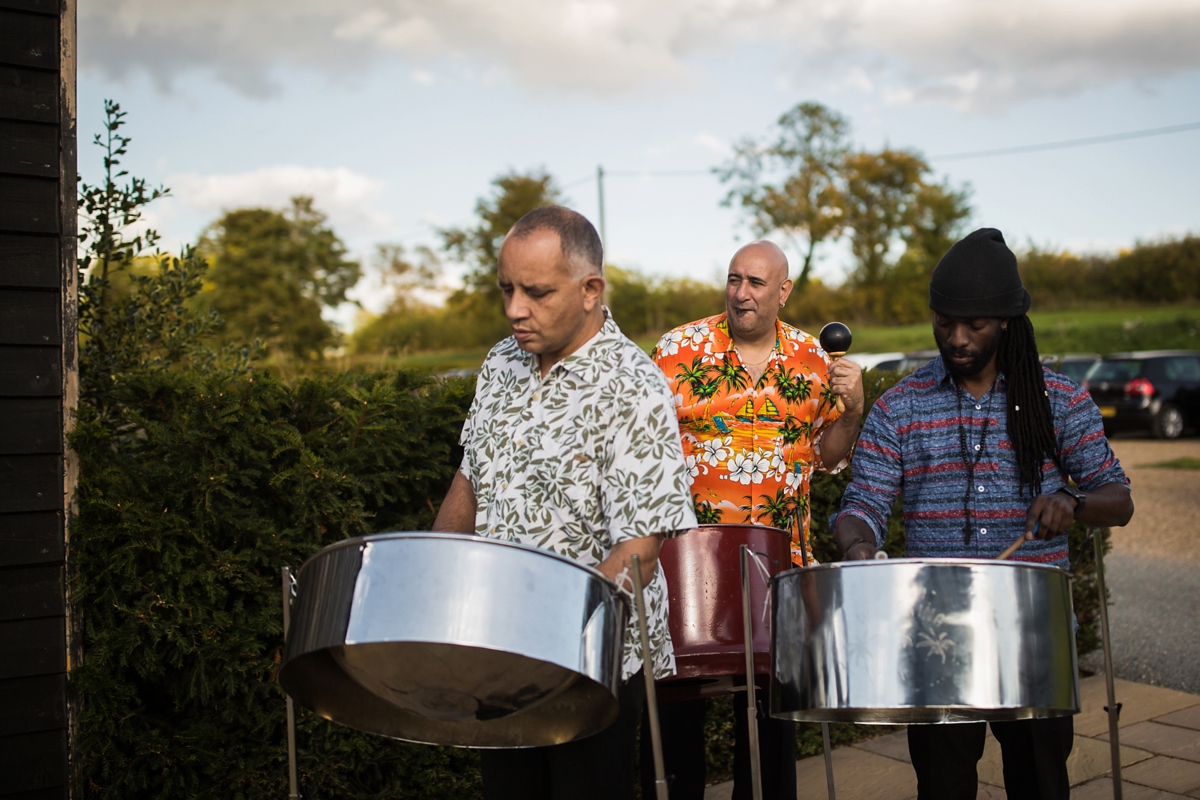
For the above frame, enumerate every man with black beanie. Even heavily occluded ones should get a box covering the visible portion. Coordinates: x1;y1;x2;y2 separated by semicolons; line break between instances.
830;228;1135;799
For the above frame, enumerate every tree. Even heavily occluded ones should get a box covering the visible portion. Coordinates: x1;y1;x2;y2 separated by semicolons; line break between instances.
718;102;850;285
375;242;443;309
198;197;361;360
441;170;561;345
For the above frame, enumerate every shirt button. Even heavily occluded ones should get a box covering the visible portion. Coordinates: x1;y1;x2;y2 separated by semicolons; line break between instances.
975;404;982;410
517;438;525;447
980;528;988;535
974;444;981;451
533;392;541;402
978;486;985;492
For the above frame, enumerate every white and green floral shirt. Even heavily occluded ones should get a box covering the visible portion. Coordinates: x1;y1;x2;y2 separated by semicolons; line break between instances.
460;310;698;681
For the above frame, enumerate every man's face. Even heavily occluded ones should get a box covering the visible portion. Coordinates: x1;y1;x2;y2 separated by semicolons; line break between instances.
933;313;1005;378
725;247;791;341
497;229;603;358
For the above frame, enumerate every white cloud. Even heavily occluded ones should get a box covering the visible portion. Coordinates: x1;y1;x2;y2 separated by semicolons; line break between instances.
169;165;390;233
81;0;1200;109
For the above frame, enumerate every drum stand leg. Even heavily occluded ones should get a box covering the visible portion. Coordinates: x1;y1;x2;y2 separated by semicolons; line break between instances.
740;545;765;800
631;555;670;800
281;567;301;800
820;722;836;800
1093;531;1124;800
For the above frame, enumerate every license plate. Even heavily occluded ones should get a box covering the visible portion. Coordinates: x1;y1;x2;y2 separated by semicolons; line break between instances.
1099;406;1116;418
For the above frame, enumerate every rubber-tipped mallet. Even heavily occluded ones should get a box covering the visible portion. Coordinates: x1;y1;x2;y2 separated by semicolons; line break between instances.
819;322;853;414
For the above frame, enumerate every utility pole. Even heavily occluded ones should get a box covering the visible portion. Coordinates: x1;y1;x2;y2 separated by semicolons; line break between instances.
596;164;607;254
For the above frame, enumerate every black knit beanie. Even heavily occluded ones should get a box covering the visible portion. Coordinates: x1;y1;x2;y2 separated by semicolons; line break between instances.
928;228;1031;318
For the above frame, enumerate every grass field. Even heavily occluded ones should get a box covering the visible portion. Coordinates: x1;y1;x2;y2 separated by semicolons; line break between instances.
348;304;1200;375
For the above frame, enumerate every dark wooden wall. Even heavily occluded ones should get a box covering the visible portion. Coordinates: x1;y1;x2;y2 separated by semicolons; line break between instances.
0;0;76;796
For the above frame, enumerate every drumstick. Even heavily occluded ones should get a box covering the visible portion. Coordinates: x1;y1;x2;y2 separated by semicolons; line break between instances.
997;523;1039;561
819;322;852;414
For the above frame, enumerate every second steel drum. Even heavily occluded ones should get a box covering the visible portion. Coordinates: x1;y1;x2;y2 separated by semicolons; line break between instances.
771;558;1079;724
279;533;628;748
657;524;792;701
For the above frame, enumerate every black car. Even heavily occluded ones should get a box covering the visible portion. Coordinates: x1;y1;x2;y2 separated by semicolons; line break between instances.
1084;350;1200;439
1043;353;1100;385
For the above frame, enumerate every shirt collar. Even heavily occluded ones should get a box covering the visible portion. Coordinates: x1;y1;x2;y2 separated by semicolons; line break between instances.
537;307;621;386
711;312;783;360
932;354;1008;393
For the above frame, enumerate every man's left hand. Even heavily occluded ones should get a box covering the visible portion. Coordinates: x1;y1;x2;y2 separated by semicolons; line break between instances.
1024;491;1077;540
830;358;865;418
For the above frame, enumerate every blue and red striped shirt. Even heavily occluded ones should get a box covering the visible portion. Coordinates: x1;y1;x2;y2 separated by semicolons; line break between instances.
835;356;1128;569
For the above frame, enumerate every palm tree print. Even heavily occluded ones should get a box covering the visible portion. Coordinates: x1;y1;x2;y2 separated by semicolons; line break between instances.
675;356;714;403
716;355;748;394
693;495;722;524
820;380;838;409
757;487;797;530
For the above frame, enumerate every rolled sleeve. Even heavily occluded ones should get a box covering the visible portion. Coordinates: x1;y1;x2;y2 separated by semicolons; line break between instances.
832;399;903;548
602;382;699;545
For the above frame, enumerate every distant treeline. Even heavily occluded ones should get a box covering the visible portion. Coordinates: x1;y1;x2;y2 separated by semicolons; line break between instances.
351;235;1200;353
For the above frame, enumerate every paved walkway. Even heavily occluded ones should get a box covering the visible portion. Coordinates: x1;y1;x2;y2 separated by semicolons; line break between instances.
705;676;1200;799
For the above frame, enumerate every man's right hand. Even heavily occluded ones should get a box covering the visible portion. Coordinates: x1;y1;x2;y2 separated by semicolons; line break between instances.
834;515;879;561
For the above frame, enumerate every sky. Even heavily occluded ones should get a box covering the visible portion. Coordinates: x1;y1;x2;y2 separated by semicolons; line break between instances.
78;0;1200;324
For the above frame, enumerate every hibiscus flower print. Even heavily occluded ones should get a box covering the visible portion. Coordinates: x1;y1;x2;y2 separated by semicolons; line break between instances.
683;322;711;347
749;451;772;484
684;454;707;482
656;329;685;357
701;436;733;467
785;468;803;490
726;450;755;485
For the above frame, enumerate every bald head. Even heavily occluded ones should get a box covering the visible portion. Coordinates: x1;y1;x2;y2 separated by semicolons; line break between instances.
730;240;789;283
725;240;793;343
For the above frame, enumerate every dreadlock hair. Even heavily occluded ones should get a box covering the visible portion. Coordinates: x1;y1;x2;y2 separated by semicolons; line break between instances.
996;314;1061;498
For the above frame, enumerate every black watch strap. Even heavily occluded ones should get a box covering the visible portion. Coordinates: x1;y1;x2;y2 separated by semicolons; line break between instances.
1058;485;1086;514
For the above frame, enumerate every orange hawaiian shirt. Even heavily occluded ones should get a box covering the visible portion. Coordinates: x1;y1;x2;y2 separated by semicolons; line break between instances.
651;313;846;566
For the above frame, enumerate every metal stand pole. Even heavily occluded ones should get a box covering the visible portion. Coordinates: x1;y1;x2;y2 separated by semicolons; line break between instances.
1093;531;1123;800
740;545;765;800
631;555;669;800
821;722;836;800
282;567;301;800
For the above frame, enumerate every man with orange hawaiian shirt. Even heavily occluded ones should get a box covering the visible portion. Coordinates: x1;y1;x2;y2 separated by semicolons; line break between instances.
641;240;864;800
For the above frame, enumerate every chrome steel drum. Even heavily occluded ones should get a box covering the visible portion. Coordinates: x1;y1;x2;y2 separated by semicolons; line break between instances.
771;558;1079;724
279;533;628;748
657;524;791;701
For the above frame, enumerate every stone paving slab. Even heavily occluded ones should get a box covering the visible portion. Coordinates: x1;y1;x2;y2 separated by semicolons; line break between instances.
1159;706;1200;732
1122;756;1200;795
1102;722;1200;763
1073;777;1194;800
703;745;916;800
1076;677;1200;737
975;732;1152;788
704;677;1200;798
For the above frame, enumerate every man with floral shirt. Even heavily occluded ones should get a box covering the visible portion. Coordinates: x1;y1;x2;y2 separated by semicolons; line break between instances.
434;206;697;800
642;240;864;800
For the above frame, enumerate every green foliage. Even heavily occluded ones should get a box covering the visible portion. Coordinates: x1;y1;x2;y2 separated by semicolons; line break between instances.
607;266;725;339
72;101;482;800
198;197;362;360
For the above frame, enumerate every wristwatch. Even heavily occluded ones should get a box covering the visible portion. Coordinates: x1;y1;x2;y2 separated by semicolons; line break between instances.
1057;485;1086;514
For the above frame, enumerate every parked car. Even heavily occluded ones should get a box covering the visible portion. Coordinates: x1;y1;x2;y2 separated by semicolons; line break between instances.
1043;353;1101;384
845;352;904;372
1084;350;1200;439
898;349;940;373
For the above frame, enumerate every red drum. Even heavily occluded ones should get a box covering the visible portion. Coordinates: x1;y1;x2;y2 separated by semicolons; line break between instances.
656;524;793;701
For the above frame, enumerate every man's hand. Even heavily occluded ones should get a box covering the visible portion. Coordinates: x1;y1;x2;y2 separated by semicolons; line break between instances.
829;358;865;418
834;515;878;561
1023;491;1078;540
597;535;664;589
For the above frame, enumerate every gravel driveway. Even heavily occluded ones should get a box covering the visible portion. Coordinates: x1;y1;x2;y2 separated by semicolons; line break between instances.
1078;437;1200;693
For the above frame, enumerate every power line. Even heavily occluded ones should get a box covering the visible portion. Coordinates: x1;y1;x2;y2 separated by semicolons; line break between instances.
932;121;1200;161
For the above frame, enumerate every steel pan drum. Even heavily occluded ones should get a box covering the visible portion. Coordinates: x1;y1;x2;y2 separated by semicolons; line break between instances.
279;533;628;748
657;524;792;701
771;558;1079;724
